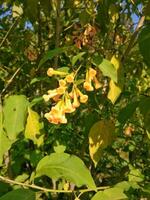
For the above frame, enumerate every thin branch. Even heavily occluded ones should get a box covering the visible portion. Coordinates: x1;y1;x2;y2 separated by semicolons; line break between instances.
0;175;109;194
54;0;61;67
0;67;21;95
121;15;145;62
0;18;19;48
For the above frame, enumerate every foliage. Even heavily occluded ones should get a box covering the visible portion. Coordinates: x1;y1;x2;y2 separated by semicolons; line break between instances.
0;0;150;200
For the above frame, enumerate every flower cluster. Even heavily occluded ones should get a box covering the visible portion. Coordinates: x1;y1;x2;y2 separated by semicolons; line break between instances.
43;67;101;124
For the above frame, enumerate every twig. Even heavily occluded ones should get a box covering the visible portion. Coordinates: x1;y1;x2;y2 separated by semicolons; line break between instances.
0;175;109;193
121;15;145;62
54;0;61;67
0;18;19;48
0;67;21;95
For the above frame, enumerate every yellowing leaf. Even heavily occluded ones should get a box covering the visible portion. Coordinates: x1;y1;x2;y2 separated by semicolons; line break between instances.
107;80;122;104
12;4;23;18
25;108;43;146
89;120;115;167
107;56;122;104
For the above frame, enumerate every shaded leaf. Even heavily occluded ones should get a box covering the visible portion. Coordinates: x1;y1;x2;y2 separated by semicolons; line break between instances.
89;120;115;166
35;153;96;190
3;95;29;140
25;108;43;146
138;26;150;67
92;187;128;200
118;101;139;124
39;47;68;67
0;189;35;200
71;52;85;66
128;166;144;183
92;55;117;83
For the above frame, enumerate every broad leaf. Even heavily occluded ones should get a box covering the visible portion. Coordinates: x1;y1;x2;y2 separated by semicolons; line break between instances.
107;80;121;104
0;189;35;200
128;166;144;183
92;55;118;83
92;187;128;200
118;101;139;124
39;47;68;67
35;153;96;190
71;52;85;66
138;26;150;67
25;108;43;146
3;95;28;140
107;56;122;104
89;120;115;166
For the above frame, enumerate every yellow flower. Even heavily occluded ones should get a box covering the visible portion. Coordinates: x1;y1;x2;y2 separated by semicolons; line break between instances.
47;68;68;77
44;100;67;124
83;81;94;91
75;87;88;103
64;93;75;113
93;76;102;89
56;86;66;95
65;73;74;83
72;88;80;108
89;67;97;79
59;79;66;87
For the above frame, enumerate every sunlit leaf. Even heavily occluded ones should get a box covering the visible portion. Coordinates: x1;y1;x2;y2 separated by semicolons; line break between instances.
35;153;96;190
89;120;115;166
0;189;35;200
12;4;23;18
91;187;128;200
25;108;43;146
92;55;117;83
107;56;123;104
3;95;29;140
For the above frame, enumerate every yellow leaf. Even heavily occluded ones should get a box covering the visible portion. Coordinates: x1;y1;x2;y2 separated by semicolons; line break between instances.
12;4;23;18
89;120;115;167
25;108;43;146
107;79;122;104
107;55;122;104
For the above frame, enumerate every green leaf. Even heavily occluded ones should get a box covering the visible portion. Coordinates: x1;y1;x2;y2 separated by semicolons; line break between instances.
0;189;35;200
0;105;12;166
92;55;117;83
89;120;115;167
118;101;139;124
138;26;150;67
39;47;68;67
139;96;150;132
128;166;144;183
71;52;85;66
35;153;96;190
25;108;43;146
3;95;29;140
92;187;128;200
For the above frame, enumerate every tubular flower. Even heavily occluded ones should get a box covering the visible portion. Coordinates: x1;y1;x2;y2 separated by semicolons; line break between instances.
44;100;67;124
56;86;67;95
76;87;88;103
83;81;94;91
72;87;80;108
65;73;74;83
93;76;102;89
47;68;68;77
43;89;58;101
64;93;75;113
59;79;66;87
88;68;97;79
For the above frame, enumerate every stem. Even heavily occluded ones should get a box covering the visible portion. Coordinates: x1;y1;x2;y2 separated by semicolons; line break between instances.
54;0;61;67
0;175;109;194
0;67;21;95
121;15;145;62
0;18;19;48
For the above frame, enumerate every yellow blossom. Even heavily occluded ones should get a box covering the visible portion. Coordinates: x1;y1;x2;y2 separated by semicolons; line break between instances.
75;87;88;103
72;88;80;108
83;81;94;91
88;67;97;79
93;76;102;89
59;79;66;87
64;93;75;113
47;67;68;77
65;73;74;83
